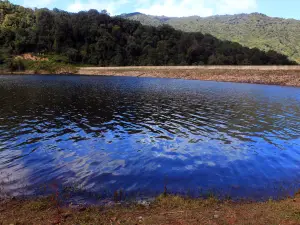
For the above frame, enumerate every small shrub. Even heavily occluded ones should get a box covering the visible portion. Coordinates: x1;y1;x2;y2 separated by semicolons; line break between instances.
47;54;69;63
5;57;25;72
28;60;78;74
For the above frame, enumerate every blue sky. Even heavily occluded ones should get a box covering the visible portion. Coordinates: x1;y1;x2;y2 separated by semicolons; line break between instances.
9;0;300;19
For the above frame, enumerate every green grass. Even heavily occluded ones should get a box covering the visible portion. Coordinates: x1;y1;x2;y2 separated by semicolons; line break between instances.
24;60;78;74
2;56;78;74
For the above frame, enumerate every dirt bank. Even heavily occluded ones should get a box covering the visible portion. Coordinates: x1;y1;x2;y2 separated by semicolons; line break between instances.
77;66;300;87
1;193;300;225
2;66;300;87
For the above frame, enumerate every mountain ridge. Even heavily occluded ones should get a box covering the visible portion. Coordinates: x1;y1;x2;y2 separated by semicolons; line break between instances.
122;12;299;21
0;1;297;68
122;12;300;63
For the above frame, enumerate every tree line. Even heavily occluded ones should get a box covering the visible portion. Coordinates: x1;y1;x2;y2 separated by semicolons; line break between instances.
0;0;297;67
125;12;300;64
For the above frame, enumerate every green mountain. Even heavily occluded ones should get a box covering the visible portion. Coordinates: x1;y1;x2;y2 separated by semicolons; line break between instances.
123;13;300;63
0;1;296;69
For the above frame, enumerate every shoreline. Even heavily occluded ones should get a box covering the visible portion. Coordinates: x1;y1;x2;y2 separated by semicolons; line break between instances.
2;66;300;87
77;66;300;87
1;193;300;224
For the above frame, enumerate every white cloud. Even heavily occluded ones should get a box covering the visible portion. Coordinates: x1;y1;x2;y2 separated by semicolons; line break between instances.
214;0;257;15
23;0;56;8
137;0;213;17
65;0;257;16
67;0;129;15
136;0;257;17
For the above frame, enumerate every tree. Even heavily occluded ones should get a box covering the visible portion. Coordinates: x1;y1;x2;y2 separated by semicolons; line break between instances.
0;1;296;67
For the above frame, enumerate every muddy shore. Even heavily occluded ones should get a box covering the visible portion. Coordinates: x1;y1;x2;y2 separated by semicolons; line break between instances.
77;66;300;87
2;66;300;87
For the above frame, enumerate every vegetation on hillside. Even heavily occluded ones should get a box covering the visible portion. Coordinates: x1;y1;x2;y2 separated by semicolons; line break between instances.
124;13;300;63
0;1;297;68
0;54;78;73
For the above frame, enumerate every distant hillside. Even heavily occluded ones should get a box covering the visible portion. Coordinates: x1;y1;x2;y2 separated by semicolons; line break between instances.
0;1;296;69
123;13;300;63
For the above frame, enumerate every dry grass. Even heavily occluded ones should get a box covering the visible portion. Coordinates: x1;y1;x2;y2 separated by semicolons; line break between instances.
2;66;300;87
78;66;300;87
1;193;300;225
80;66;300;70
17;53;49;61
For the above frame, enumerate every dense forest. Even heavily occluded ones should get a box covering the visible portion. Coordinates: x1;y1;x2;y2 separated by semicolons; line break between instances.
124;12;300;63
0;1;297;68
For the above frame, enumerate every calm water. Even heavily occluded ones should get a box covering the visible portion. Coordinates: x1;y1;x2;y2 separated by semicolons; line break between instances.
0;75;300;201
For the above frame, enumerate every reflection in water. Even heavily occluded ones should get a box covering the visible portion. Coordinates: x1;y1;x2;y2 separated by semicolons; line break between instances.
0;75;300;201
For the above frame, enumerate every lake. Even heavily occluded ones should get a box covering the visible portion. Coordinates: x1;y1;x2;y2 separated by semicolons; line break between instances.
0;75;300;202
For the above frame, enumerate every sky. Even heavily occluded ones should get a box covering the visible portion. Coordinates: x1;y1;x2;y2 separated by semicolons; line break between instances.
9;0;300;19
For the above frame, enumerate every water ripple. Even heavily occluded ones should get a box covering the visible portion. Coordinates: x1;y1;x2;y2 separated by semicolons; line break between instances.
0;75;300;201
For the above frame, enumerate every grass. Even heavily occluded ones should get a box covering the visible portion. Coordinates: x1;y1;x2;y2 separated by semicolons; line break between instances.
25;60;78;74
1;192;300;224
0;53;78;74
77;66;300;87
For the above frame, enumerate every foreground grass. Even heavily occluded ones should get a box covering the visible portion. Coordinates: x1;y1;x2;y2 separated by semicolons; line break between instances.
78;66;300;87
1;193;300;225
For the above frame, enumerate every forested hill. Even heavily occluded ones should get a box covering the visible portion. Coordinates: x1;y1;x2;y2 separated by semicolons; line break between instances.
0;1;297;67
123;13;300;63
